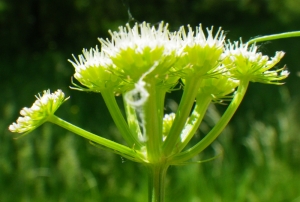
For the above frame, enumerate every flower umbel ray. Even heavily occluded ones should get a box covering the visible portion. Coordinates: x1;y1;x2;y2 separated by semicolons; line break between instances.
9;89;69;136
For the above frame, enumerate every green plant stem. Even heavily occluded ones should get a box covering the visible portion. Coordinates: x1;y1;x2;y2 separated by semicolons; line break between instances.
175;95;212;153
147;163;169;202
170;80;249;164
48;115;143;162
144;79;162;162
101;90;143;149
156;88;168;146
163;77;203;157
248;31;300;44
123;95;143;143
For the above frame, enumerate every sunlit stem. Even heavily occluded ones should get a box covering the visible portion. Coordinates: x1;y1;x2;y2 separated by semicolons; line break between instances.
170;80;249;164
101;90;143;149
156;88;168;147
175;94;212;153
144;79;162;162
248;31;300;44
48;115;142;161
123;95;143;144
163;77;203;157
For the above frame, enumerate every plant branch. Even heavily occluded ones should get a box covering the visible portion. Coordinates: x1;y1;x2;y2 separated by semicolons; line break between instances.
248;31;300;44
170;80;249;164
48;115;143;162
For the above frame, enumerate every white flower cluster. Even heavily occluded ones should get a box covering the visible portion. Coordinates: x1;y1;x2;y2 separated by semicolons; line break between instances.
69;22;288;94
68;46;121;92
9;22;289;137
100;22;177;57
9;89;69;134
69;22;228;92
223;40;288;83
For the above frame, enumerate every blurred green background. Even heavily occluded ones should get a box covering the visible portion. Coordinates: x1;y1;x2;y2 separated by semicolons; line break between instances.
1;0;300;201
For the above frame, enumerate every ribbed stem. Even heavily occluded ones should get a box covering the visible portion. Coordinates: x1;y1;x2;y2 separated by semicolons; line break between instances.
147;163;169;202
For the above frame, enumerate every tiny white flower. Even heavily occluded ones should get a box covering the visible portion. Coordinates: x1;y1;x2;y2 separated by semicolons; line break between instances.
9;89;69;135
181;24;225;48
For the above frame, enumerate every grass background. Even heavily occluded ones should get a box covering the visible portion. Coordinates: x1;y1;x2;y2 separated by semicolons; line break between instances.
1;0;300;201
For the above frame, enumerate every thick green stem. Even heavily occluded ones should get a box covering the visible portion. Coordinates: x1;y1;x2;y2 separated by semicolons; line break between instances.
144;79;162;162
170;80;249;164
148;163;169;202
48;115;143;162
101;90;142;149
163;77;203;157
248;31;300;44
